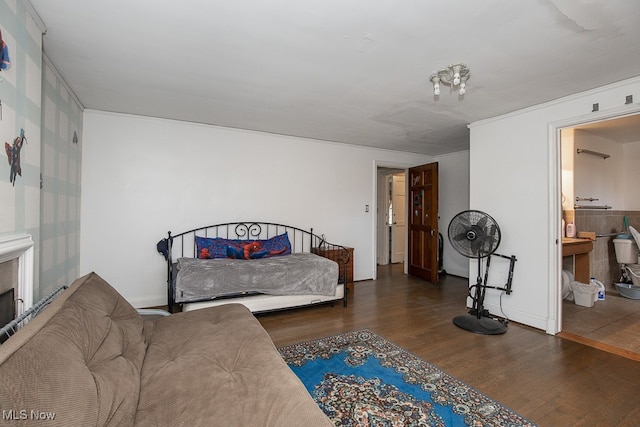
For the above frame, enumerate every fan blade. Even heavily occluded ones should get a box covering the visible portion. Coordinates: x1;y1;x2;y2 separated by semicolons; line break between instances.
476;216;488;229
476;234;499;254
470;238;482;255
460;220;472;229
453;232;468;241
456;215;472;228
477;238;492;253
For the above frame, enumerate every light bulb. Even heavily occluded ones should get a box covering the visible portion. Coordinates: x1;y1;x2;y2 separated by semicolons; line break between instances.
453;71;460;86
459;75;468;95
431;75;441;96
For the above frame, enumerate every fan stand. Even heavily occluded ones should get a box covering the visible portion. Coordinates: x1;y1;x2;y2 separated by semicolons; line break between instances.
453;255;507;335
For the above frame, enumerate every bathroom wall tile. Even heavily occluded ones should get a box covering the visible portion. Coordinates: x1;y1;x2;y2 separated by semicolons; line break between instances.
572;210;639;286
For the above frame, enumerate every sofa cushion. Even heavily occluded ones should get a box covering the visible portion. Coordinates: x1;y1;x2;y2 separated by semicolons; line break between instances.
135;303;332;427
0;272;146;427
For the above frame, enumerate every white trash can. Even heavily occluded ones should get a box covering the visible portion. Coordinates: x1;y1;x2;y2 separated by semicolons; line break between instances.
571;281;598;308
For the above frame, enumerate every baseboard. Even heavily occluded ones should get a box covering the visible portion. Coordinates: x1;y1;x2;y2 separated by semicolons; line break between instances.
481;300;548;332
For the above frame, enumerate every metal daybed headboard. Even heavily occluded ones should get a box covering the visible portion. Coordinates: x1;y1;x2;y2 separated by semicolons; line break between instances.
156;221;350;313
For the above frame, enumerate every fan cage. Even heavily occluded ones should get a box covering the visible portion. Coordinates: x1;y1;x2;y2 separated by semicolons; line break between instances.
448;210;501;259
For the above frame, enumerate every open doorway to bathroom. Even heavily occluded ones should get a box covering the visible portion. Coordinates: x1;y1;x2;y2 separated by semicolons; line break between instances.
558;112;640;358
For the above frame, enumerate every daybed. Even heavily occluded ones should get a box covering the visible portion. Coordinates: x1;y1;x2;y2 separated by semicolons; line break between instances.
157;222;351;313
0;272;332;427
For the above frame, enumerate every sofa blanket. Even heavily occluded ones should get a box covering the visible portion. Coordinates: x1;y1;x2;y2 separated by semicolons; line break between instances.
0;272;331;427
175;252;338;303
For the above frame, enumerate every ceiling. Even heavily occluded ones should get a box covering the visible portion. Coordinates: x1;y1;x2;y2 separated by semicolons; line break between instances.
574;114;640;143
28;0;640;155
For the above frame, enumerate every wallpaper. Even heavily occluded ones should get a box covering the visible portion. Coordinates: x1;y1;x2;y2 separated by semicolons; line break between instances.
1;0;83;299
0;0;42;294
0;0;42;235
39;61;83;297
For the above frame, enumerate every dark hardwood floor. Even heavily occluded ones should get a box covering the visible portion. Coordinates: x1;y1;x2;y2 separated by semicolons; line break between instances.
257;264;640;426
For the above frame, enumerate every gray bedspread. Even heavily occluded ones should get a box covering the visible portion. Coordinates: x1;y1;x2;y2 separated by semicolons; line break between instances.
175;253;339;303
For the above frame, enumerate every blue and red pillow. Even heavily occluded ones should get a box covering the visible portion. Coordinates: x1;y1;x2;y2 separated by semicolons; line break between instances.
195;233;292;260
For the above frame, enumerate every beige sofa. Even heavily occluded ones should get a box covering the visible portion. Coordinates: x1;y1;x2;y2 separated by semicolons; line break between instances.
0;272;331;426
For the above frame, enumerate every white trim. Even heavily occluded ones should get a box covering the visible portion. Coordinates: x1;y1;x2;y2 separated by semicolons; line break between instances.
378;172;390;266
373;160;416;279
547;103;640;335
546;124;562;335
0;234;35;317
469;76;640;130
84;109;431;157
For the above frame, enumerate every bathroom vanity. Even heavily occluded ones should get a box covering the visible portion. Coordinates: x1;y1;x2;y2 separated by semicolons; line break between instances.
562;237;593;283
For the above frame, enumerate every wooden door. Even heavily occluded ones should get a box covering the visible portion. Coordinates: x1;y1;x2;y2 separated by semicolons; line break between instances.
408;162;439;283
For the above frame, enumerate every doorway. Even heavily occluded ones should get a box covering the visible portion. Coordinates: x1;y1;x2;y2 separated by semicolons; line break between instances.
554;108;640;355
390;173;406;263
374;162;439;284
377;168;406;267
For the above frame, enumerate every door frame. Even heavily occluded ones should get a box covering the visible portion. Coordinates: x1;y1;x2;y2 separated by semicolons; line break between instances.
373;161;413;280
377;172;391;266
548;103;640;335
377;169;406;266
390;173;407;264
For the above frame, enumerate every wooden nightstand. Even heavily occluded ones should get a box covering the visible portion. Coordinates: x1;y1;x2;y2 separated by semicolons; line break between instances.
311;246;354;288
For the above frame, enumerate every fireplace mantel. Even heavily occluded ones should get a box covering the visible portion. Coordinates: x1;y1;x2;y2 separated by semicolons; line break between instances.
0;234;34;316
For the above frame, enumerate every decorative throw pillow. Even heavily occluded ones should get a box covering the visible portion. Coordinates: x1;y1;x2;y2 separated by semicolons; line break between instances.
195;236;238;259
195;233;292;260
226;233;292;259
256;233;292;258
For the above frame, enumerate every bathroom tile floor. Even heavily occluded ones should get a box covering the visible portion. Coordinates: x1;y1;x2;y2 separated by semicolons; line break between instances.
562;290;640;357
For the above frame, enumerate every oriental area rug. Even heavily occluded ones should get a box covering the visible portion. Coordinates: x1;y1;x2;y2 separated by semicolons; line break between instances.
279;329;536;427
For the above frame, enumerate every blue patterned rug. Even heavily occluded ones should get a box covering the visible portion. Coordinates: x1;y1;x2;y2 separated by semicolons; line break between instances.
279;329;536;426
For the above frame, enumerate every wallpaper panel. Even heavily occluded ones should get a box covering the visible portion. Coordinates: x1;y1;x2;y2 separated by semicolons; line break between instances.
39;61;82;296
0;0;42;230
0;0;43;292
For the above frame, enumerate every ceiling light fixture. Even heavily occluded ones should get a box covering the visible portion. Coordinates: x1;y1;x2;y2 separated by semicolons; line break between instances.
430;63;470;96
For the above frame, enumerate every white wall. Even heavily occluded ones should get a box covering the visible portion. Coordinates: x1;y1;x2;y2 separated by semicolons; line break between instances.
469;76;640;333
623;141;640;210
435;150;470;277
573;130;624;209
80;110;433;307
560;129;575;211
562;127;640;212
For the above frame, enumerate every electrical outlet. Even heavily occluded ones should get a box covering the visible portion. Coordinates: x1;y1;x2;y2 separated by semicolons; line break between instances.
626;95;633;104
365;205;369;213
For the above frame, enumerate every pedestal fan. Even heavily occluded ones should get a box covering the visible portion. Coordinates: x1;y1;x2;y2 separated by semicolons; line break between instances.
448;210;517;335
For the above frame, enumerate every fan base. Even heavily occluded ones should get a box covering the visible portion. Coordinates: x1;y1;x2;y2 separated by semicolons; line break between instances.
453;314;507;335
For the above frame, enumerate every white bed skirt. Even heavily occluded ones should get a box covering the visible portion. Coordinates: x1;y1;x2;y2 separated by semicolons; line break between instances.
182;284;344;313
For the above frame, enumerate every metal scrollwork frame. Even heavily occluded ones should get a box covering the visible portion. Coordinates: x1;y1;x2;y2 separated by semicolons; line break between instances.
157;221;350;313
